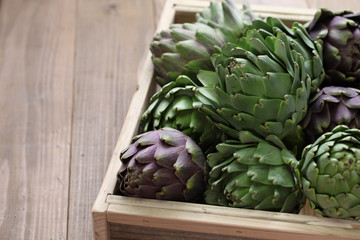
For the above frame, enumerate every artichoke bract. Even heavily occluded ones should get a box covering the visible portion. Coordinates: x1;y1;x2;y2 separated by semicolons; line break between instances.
150;0;255;86
300;125;360;220
140;75;224;154
118;128;206;202
195;17;324;140
205;131;303;213
306;8;360;87
302;86;360;143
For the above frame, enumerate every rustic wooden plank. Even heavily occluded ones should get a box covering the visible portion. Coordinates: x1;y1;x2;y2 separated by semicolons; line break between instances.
106;196;358;230
0;0;75;239
175;0;308;8
307;0;360;12
178;0;360;11
69;0;160;239
153;0;168;25
109;223;261;240
107;204;360;240
106;196;360;240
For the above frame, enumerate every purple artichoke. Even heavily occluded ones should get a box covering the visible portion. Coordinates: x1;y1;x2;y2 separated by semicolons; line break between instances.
306;8;360;87
302;86;360;143
117;127;206;202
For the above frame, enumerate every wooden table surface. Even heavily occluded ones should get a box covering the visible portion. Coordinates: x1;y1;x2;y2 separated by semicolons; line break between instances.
0;0;359;239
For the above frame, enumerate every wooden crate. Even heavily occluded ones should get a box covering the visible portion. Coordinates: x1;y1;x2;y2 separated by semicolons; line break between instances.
92;1;360;239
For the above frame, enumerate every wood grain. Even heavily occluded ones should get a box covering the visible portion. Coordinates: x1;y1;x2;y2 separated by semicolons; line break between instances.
176;0;360;12
305;0;360;12
153;0;168;26
67;0;159;239
0;0;75;239
109;223;260;240
106;196;360;240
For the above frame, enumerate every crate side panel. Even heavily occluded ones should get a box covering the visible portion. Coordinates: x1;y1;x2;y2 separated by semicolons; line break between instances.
109;223;262;240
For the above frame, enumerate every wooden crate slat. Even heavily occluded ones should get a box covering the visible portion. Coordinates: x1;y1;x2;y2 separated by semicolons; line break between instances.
107;204;359;240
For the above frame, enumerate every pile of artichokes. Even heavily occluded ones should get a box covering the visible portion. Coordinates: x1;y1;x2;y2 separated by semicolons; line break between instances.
117;0;360;220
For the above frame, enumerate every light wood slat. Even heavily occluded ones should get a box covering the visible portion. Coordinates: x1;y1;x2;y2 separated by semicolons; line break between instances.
69;0;159;239
307;0;360;12
153;0;168;26
176;0;309;9
107;204;359;240
0;0;75;239
179;0;360;11
106;196;359;230
109;223;260;240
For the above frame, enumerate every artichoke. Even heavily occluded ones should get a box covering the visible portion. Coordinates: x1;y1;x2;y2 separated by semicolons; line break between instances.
151;22;224;86
140;75;224;154
195;17;324;140
196;0;256;43
302;86;360;143
118;128;206;202
306;8;360;87
150;0;255;86
300;125;360;220
205;131;303;213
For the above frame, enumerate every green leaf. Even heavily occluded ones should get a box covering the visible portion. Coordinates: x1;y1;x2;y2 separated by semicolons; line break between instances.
230;93;258;113
274;35;294;76
268;165;295;187
255;195;276;210
215;86;236;109
177;39;209;60
234;147;258;165
253;98;281;121
172;95;193;111
224;160;248;173
247;52;285;74
161;53;186;72
238;73;267;97
218;107;243;131
304;161;319;188
317;194;339;209
277;94;296;122
249;183;274;202
247;165;272;185
264;72;292;98
335;193;360;210
196;87;221;107
195;24;225;48
254;143;283;165
197;70;219;87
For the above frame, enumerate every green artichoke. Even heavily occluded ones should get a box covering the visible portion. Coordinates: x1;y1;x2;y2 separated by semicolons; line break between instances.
196;0;256;43
306;8;360;87
205;131;303;213
195;17;324;140
151;22;224;86
302;86;360;143
118;128;206;202
150;0;255;86
140;75;225;153
300;125;360;220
